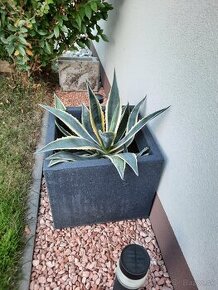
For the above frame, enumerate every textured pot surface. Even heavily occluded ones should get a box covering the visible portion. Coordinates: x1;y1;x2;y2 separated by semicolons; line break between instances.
43;107;165;229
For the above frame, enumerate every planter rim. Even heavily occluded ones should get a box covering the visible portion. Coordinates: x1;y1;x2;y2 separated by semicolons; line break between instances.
43;106;164;172
43;153;162;172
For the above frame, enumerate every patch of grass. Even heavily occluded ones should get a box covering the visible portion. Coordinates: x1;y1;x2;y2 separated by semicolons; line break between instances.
0;74;51;289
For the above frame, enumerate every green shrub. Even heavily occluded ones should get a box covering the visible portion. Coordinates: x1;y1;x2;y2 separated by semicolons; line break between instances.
0;0;113;72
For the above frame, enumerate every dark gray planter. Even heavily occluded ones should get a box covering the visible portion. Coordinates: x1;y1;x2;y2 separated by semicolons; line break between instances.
43;107;165;229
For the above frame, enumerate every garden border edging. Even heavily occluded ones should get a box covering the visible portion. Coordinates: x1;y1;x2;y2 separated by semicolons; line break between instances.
19;112;48;290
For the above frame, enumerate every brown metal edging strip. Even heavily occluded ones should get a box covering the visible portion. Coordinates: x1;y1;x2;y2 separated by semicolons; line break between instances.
150;195;198;290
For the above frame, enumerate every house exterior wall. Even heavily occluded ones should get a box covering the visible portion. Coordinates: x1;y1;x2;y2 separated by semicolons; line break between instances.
94;1;218;289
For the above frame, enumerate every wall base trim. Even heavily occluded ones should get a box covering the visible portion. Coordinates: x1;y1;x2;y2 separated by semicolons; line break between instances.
150;196;198;290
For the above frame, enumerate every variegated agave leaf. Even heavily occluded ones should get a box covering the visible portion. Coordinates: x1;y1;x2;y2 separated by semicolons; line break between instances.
87;83;105;144
99;131;115;150
54;93;66;111
81;104;98;142
37;136;104;154
124;96;146;148
54;93;71;136
127;96;146;132
105;71;122;134
104;152;138;180
47;151;100;167
111;106;170;153
55;122;71;137
105;155;126;179
116;153;139;176
114;103;130;143
37;75;169;179
40;105;97;143
47;151;100;161
48;159;68;167
137;147;149;157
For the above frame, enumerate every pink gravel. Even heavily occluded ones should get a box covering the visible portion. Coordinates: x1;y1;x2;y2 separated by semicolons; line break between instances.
30;89;173;290
30;180;173;290
54;87;106;107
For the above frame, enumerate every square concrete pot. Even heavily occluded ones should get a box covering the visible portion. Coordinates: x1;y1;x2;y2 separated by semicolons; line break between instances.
58;56;100;91
43;107;165;229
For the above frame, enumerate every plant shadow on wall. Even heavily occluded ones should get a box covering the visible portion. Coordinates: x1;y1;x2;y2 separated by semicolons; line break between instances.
37;72;170;229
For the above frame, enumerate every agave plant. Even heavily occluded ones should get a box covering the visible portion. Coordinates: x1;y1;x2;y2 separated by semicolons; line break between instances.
37;73;169;179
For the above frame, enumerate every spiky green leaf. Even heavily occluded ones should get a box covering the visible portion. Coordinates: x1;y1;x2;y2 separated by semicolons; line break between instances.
49;159;68;167
47;151;99;161
47;151;77;160
55;122;71;137
125;97;146;148
81;104;97;140
137;147;149;157
54;94;66;111
87;83;104;141
99;131;115;149
114;104;130;143
127;97;146;132
111;106;170;152
105;71;122;133
40;105;96;143
115;153;138;176
37;136;103;153
105;155;126;180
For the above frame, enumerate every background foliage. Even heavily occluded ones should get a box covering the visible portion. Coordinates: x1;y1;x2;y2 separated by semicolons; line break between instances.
0;0;113;72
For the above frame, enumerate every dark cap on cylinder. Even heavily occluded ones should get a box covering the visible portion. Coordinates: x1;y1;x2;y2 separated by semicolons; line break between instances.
119;244;150;280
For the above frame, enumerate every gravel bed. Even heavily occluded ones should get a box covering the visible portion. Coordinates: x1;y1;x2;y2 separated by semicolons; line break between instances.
54;87;106;107
30;89;173;290
30;180;173;290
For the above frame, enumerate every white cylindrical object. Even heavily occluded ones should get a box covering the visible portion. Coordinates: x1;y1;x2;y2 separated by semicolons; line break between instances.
115;260;149;289
113;244;150;290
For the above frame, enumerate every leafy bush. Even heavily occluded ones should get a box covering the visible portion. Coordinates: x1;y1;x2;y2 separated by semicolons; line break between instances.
37;73;169;179
0;0;113;72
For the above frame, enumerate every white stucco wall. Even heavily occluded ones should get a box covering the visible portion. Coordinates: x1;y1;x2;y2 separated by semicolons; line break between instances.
94;1;218;289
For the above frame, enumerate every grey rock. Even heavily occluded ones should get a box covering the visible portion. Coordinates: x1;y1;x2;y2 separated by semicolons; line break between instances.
58;57;99;91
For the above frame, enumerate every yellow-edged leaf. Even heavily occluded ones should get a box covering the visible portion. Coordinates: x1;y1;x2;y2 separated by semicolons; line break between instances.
36;136;104;154
87;83;105;144
14;50;19;56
